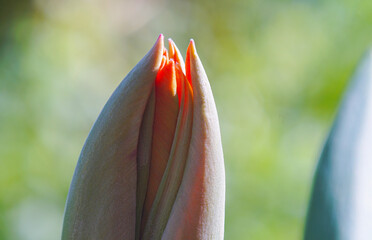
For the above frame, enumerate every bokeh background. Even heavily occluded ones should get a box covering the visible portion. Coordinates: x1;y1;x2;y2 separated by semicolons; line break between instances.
1;0;371;239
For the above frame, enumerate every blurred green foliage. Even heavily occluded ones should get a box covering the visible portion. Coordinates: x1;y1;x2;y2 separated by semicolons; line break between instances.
0;0;371;239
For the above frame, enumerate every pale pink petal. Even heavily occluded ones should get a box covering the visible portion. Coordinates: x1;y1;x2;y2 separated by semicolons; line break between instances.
162;40;225;240
62;35;164;240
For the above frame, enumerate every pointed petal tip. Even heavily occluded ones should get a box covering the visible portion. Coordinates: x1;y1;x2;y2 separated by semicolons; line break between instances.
147;34;164;70
155;34;164;49
153;34;164;52
167;38;178;51
187;38;198;59
168;38;175;51
168;38;175;59
189;39;196;51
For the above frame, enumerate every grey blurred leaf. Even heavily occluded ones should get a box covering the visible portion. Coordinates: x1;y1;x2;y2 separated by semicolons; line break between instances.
304;50;372;240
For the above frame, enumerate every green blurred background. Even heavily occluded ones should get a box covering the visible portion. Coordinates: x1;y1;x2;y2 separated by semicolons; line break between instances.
1;0;371;239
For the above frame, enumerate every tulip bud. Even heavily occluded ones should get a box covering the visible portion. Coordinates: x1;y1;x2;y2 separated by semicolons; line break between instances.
62;35;225;240
304;50;372;239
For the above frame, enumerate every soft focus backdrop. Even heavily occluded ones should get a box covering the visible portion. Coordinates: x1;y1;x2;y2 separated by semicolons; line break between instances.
1;0;372;239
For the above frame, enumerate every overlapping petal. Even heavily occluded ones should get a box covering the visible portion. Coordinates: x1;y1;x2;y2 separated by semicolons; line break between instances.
62;35;164;240
62;35;225;240
162;40;225;240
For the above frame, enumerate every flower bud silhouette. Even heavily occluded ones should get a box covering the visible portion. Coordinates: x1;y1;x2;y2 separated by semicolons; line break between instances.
62;35;225;240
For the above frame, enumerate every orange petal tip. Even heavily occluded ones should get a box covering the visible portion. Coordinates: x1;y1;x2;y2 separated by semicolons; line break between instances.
187;39;197;57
